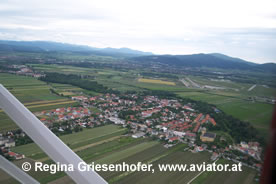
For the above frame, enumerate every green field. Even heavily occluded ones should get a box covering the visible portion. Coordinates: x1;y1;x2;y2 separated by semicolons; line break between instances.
176;90;274;136
11;125;126;159
0;73;79;132
0;73;63;102
191;159;257;184
24;64;276;137
96;141;159;165
0;63;270;184
1;124;257;184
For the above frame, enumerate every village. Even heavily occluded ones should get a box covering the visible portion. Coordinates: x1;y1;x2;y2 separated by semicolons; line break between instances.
0;92;262;171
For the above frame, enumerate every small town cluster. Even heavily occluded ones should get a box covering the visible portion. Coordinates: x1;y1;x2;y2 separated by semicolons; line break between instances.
0;93;262;171
2;64;45;78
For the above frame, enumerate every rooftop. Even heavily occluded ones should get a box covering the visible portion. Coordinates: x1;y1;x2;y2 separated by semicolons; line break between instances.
202;132;216;138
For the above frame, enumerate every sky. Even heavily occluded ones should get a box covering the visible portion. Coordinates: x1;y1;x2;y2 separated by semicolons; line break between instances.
0;0;276;63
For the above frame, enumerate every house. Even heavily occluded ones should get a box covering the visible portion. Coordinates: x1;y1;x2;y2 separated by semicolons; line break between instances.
71;96;88;101
183;105;195;112
162;127;168;132
0;137;9;145
168;137;179;143
241;141;249;149
211;152;219;160
201;144;208;150
185;133;196;142
132;132;145;138
196;146;204;152
193;122;201;132
141;111;152;118
8;151;25;160
201;115;210;124
194;113;203;122
209;118;216;126
220;136;226;142
58;128;64;132
200;132;216;142
173;131;185;137
109;117;125;125
5;139;15;147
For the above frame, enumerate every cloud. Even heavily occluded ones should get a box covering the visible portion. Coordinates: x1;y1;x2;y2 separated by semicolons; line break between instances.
0;0;275;63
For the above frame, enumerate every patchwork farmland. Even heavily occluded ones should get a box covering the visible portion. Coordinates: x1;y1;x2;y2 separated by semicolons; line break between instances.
0;73;77;132
0;63;272;184
1;125;257;184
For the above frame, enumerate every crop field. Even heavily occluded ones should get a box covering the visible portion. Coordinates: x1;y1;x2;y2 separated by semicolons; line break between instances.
2;124;257;184
5;64;273;137
0;65;270;184
112;151;256;184
0;99;77;132
187;75;276;98
191;159;257;184
0;73;79;132
176;90;274;137
138;78;176;86
96;141;159;165
11;125;126;160
0;74;60;102
116;151;206;184
97;75;186;92
49;82;100;96
0;73;63;102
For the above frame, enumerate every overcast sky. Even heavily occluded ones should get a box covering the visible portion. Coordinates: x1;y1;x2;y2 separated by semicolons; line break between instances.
0;0;276;63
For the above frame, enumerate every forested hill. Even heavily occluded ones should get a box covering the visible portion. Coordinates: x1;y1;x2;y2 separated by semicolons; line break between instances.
131;54;276;73
0;40;152;57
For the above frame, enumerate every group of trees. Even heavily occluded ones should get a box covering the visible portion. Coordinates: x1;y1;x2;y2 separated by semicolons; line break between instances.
41;72;264;146
0;64;19;71
40;72;114;93
183;98;265;146
140;72;178;79
118;90;263;146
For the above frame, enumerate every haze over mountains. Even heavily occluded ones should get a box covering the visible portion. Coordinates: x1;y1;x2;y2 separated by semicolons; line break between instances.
0;40;153;57
0;40;275;73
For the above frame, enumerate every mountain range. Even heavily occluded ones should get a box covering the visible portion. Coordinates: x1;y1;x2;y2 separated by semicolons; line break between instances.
0;40;152;57
0;40;275;73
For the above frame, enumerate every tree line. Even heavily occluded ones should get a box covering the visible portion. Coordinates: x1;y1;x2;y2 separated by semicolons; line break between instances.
39;72;116;94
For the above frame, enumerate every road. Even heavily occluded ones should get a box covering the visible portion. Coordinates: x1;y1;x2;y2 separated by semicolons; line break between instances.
248;84;256;91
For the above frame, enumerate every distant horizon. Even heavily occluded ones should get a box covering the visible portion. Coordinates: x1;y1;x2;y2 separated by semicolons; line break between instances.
1;39;275;65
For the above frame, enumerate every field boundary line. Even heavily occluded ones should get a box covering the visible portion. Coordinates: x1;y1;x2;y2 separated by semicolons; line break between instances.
187;159;219;184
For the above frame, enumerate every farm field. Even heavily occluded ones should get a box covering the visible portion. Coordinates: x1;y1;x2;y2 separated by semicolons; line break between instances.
114;151;256;184
0;73;79;132
2;125;258;184
138;78;176;86
191;159;257;184
176;91;274;136
0;64;272;184
10;64;275;137
11;125;126;160
0;99;77;132
0;73;62;102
